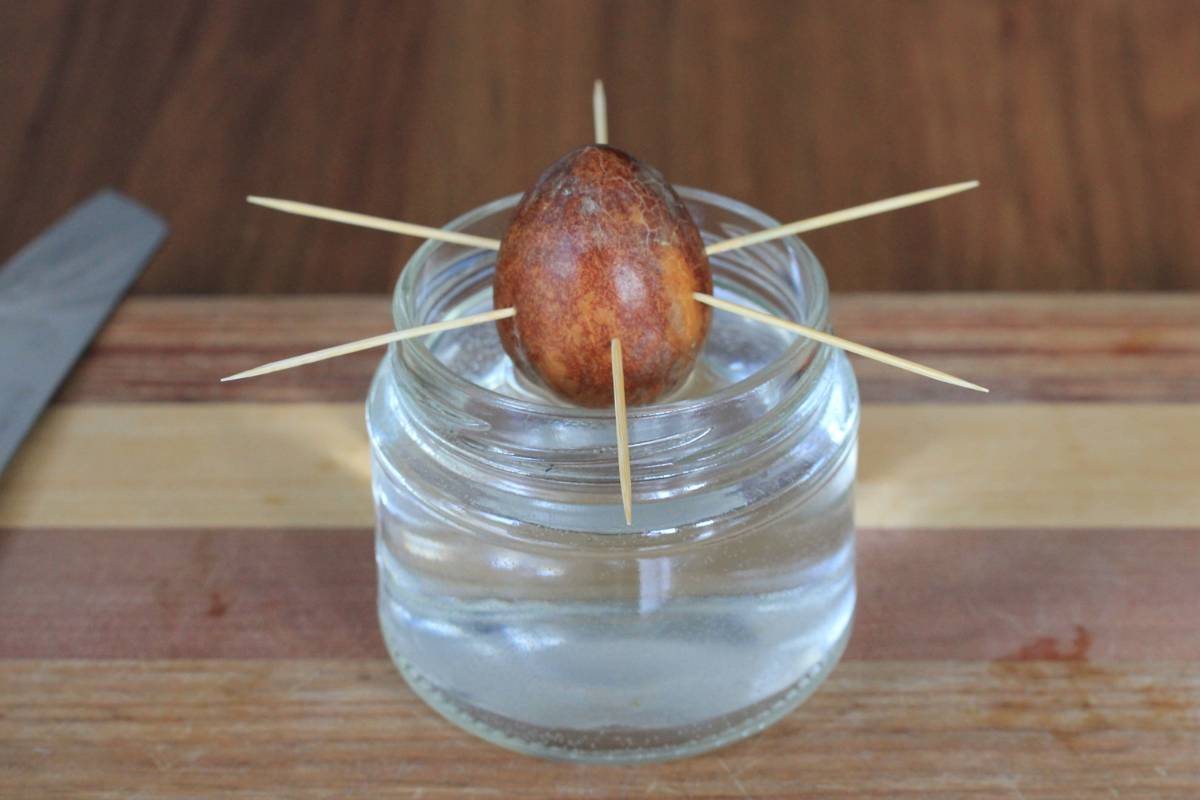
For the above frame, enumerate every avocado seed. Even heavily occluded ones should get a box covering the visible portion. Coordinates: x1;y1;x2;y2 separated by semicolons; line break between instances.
493;145;712;407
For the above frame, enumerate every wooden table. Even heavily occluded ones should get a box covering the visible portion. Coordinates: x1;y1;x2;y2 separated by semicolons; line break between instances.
2;294;1198;797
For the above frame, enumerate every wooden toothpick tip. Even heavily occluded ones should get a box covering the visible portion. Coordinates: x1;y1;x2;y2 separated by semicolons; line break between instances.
693;293;988;393
611;338;633;526
246;196;501;250
705;180;980;256
220;307;516;382
593;79;609;145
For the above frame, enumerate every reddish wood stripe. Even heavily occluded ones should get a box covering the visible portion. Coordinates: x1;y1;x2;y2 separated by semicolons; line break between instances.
62;297;390;403
2;527;1196;661
0;529;378;659
58;295;1200;403
852;527;1200;660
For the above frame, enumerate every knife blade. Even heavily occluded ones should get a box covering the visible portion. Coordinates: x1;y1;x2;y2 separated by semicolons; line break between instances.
0;189;167;477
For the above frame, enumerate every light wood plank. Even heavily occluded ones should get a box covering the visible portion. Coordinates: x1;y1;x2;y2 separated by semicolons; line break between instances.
857;404;1200;528
0;403;375;529
1;660;1196;798
2;403;1199;529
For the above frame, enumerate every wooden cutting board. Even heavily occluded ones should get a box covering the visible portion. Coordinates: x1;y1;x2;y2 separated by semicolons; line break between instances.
2;294;1198;798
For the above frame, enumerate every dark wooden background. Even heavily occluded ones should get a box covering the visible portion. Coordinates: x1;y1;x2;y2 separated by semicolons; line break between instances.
2;0;1197;293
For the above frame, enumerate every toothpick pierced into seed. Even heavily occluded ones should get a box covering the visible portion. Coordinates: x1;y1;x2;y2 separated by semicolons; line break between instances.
246;196;502;250
693;293;987;393
599;88;628;523
611;338;633;525
599;86;630;525
704;181;979;256
245;181;979;259
593;80;609;145
221;307;516;382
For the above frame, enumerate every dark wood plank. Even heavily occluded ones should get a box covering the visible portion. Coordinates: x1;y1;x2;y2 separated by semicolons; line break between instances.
1;659;1196;798
56;295;1200;403
2;2;1198;293
0;529;379;659
2;527;1197;661
64;297;392;403
838;293;1200;402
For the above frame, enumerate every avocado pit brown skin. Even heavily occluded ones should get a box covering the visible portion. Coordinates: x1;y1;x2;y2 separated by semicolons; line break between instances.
493;145;713;407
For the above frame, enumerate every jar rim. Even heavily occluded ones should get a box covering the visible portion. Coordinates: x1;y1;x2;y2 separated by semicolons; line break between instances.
392;186;831;422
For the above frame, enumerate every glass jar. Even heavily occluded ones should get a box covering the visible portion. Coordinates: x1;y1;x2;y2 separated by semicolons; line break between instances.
367;188;859;763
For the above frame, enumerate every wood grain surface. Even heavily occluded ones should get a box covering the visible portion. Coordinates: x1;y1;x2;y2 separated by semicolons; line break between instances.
3;661;1198;799
52;294;1200;403
4;402;1200;529
1;527;1197;662
2;294;1199;798
2;1;1198;294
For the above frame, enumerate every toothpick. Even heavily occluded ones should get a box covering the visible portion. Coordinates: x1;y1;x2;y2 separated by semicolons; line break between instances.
221;307;516;382
247;196;501;250
611;338;633;525
593;80;608;145
705;181;979;256
693;293;987;393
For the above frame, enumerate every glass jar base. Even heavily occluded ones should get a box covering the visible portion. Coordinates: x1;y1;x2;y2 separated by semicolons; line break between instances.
383;620;852;764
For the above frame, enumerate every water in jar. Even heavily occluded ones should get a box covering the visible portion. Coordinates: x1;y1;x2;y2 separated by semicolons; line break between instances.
369;259;857;761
